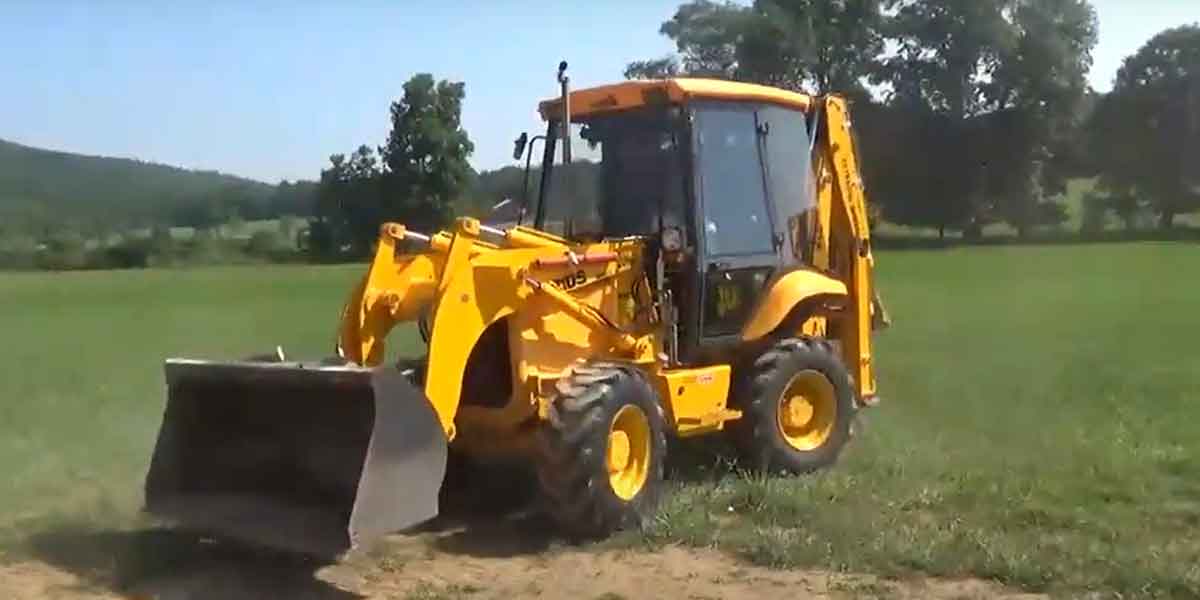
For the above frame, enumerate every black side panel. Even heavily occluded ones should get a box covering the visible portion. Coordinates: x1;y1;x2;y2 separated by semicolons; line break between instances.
701;266;775;338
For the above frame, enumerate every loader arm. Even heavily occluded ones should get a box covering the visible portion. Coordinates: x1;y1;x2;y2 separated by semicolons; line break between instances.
333;220;525;439
336;224;444;367
333;218;646;439
337;221;581;367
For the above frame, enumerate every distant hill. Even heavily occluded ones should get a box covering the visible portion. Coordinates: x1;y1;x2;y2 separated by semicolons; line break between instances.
0;138;314;237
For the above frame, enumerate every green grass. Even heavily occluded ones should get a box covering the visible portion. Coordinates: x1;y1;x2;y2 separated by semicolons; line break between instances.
0;264;417;546
633;241;1200;598
1;242;1198;597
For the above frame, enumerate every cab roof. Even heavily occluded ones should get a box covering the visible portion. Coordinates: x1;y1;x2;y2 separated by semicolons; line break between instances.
537;78;814;121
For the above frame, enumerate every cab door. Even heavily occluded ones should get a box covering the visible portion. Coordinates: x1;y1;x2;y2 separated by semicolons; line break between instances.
690;102;779;341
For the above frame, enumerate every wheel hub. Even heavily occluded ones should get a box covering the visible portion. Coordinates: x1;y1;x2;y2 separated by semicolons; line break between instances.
607;404;651;501
607;431;631;472
782;395;815;429
776;370;837;451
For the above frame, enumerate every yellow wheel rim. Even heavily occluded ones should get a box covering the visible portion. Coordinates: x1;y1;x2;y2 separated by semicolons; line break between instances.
776;370;837;451
607;404;651;500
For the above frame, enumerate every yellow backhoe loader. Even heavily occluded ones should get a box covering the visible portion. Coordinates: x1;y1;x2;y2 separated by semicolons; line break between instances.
143;62;890;557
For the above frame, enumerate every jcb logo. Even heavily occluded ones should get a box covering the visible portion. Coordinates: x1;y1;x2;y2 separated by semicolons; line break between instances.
715;284;741;317
553;270;588;290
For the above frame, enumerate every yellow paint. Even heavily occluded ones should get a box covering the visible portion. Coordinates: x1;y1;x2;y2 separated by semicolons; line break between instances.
326;85;886;463
821;96;878;402
334;215;646;443
444;236;658;446
505;225;573;248
740;268;848;342
538;78;813;121
526;275;640;353
655;365;737;437
507;238;663;430
608;404;651;500
776;370;836;451
337;230;442;365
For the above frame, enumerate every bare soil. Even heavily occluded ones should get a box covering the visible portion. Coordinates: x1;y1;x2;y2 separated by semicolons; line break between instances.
0;520;1043;600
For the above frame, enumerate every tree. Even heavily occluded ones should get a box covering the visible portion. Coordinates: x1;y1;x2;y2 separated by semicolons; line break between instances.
756;0;886;94
1088;25;1200;228
637;1;749;81
36;229;88;270
627;0;885;95
268;180;318;218
310;145;383;258
880;1;1006;237
882;1;1011;119
879;0;1096;237
628;0;1095;239
624;57;681;80
987;0;1097;235
309;73;475;260
379;74;475;234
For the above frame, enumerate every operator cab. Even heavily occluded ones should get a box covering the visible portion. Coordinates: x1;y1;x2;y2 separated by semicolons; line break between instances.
515;74;821;363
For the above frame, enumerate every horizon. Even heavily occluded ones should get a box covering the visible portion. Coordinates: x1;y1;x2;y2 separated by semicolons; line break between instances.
2;0;1197;185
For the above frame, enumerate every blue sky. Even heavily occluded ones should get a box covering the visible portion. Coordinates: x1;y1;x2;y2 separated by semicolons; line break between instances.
1;1;1196;184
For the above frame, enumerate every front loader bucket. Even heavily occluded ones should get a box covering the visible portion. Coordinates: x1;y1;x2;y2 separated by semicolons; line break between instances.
143;357;446;558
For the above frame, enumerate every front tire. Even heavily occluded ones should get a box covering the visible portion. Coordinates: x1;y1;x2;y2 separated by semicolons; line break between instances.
536;362;667;538
730;337;857;474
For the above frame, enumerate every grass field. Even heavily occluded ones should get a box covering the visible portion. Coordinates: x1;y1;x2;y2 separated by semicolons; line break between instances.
1;242;1198;597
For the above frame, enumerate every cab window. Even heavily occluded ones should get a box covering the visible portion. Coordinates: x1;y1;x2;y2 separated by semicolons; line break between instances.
692;104;774;257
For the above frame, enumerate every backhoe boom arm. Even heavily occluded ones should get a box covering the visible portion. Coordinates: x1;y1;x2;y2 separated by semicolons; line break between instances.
821;95;881;404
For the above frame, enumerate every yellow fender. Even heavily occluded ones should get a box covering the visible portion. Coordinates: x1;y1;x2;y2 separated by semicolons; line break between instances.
740;268;848;342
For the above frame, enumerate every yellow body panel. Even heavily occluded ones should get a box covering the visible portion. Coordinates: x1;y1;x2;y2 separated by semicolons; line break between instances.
337;217;662;445
337;229;443;365
432;234;657;442
539;78;814;120
655;365;738;437
329;90;885;457
423;221;523;438
740;268;848;342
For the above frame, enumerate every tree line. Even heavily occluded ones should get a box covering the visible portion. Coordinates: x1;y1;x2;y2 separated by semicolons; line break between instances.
311;0;1200;261
0;134;322;270
626;0;1199;238
7;0;1198;270
0;179;318;271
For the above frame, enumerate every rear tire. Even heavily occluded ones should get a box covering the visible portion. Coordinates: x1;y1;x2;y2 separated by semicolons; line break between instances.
536;362;667;538
729;337;856;474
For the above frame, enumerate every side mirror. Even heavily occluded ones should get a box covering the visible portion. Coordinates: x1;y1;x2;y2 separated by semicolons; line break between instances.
512;132;528;161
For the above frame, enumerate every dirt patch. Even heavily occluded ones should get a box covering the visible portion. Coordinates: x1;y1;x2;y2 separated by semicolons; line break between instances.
2;523;1045;600
334;541;1045;600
